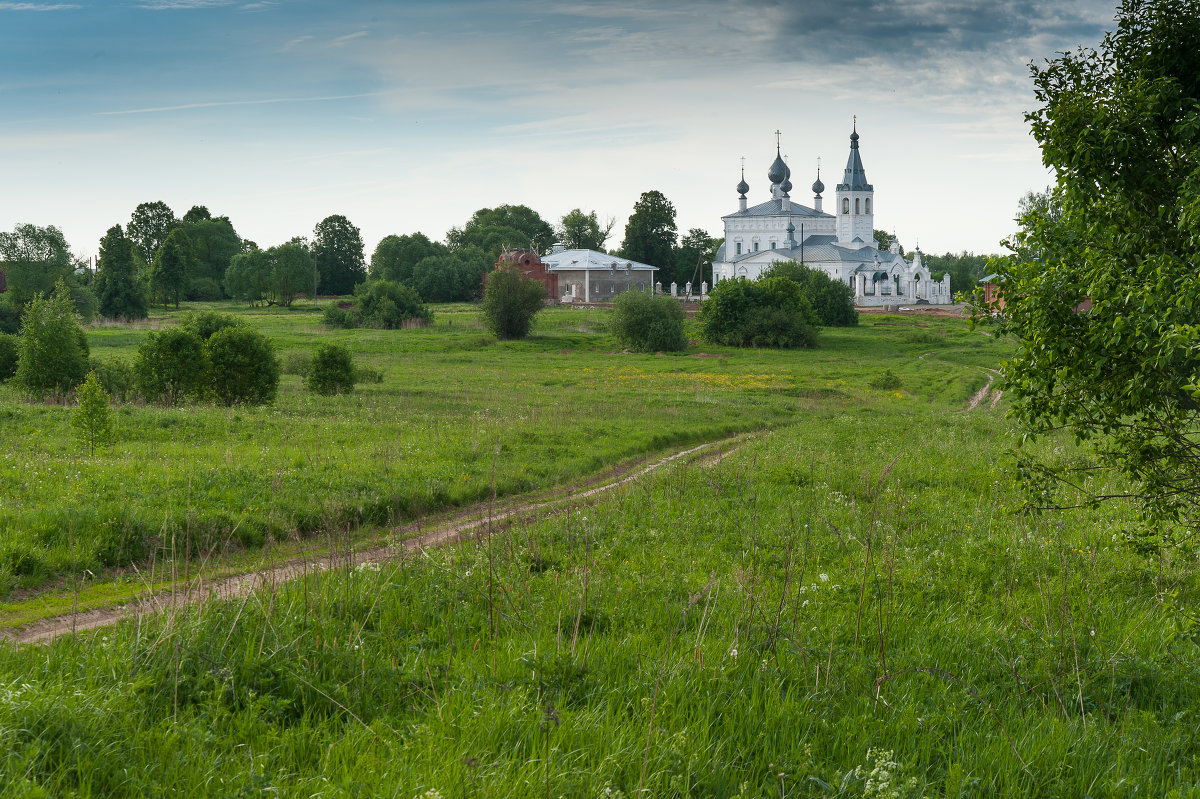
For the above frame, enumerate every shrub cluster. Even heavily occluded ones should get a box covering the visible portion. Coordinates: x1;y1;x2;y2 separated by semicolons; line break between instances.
134;322;279;406
322;280;431;330
609;291;687;352
307;344;356;395
698;276;819;349
761;261;858;327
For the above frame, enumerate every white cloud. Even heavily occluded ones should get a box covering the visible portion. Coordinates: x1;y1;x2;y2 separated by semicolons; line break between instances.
0;2;81;9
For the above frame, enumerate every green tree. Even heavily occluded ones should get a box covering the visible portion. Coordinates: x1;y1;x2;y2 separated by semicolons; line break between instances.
224;248;272;306
134;328;208;405
992;0;1200;542
873;229;905;255
151;228;196;310
268;242;314;306
205;326;280;406
762;261;858;326
182;215;241;299
481;264;546;340
95;225;148;321
448;205;555;259
13;279;90;397
72;370;114;456
610;291;688;353
0;223;76;309
314;214;366;295
672;228;719;287
182;205;211;224
0;333;18;381
620;191;677;286
128;201;178;267
556;209;614;251
411;246;491;303
924;251;994;296
369;232;446;284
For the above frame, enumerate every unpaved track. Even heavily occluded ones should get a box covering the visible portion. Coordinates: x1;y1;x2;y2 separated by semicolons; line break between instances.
966;368;1002;411
2;436;749;646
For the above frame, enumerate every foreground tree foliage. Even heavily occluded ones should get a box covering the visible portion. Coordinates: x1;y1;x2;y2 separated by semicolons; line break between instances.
609;290;687;353
13;280;89;397
481;264;546;340
0;223;78;310
698;276;819;349
992;0;1200;542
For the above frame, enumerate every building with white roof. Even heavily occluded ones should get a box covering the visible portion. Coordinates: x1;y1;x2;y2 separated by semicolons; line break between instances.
541;245;659;303
712;125;951;306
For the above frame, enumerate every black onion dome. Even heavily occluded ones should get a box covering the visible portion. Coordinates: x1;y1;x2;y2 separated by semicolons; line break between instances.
767;153;787;184
736;176;749;195
780;177;793;195
812;174;825;194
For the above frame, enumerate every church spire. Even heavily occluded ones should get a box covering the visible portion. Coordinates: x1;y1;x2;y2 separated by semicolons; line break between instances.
837;117;872;192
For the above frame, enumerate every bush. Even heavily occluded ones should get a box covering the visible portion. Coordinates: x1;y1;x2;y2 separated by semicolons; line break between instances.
187;276;225;301
205;326;280;406
322;305;359;329
13;280;90;397
481;265;546;340
698;276;819;348
353;280;431;329
308;343;356;395
135;328;208;405
0;301;20;335
0;334;16;381
181;310;240;341
610;291;687;352
761;261;858;327
870;369;902;390
88;357;137;402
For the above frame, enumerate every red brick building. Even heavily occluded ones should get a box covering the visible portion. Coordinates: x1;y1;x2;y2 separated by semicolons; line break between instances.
487;249;558;300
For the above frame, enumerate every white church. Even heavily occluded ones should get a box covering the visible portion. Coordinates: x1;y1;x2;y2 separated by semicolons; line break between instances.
712;126;952;306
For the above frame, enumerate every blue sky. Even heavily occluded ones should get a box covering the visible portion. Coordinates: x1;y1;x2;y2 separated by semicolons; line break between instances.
1;0;1116;260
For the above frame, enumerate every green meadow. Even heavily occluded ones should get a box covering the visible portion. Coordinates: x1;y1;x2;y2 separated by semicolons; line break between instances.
3;304;1199;797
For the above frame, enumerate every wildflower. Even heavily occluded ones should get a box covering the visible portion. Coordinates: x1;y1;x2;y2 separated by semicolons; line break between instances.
819;573;830;582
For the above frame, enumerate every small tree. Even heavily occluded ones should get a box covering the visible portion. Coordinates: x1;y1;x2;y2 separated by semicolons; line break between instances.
354;280;431;328
205;326;280;406
481;265;546;340
72;370;114;455
610;291;687;352
307;343;356;395
14;279;89;397
134;328;208;405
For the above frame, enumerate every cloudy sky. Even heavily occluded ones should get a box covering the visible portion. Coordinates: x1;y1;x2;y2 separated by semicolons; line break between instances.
1;0;1117;261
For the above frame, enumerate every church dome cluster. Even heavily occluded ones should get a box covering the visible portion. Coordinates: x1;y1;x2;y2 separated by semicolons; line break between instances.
713;123;953;307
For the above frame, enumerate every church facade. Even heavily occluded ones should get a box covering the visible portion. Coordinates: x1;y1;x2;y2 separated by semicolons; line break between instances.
712;127;952;306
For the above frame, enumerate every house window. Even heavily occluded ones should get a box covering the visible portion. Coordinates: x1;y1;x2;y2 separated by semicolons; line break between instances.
610;283;615;293
842;198;849;214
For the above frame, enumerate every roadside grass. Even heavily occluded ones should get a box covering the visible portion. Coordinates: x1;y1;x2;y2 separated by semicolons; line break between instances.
0;302;1006;597
2;396;1197;796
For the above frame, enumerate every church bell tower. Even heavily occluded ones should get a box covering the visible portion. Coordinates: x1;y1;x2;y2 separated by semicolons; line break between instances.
835;120;875;248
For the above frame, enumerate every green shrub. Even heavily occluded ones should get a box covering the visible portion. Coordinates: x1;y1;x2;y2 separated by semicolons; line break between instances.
308;343;356;395
13;280;90;397
205;326;280;406
610;291;688;352
354;364;385;384
322;305;359;329
181;310;240;341
870;369;903;390
761;261;858;327
187;276;225;301
88;357;137;402
135;328;208;405
0;333;16;381
353;280;431;329
0;301;20;335
698;276;819;349
72;370;114;455
481;265;546;340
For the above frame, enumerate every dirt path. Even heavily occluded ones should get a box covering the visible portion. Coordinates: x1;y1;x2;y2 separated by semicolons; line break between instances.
966;368;1002;411
2;435;749;646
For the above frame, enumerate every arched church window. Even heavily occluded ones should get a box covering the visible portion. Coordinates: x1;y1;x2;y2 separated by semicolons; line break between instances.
865;198;871;214
842;198;849;214
736;242;742;255
770;241;776;250
753;242;759;252
855;198;861;215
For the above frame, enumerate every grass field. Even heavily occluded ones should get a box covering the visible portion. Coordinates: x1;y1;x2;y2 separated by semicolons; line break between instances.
3;302;1198;797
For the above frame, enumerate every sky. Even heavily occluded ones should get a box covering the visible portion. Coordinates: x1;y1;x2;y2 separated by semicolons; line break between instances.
1;0;1118;262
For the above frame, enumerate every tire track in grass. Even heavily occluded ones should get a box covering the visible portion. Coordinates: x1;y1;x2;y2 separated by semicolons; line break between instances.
1;434;752;645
